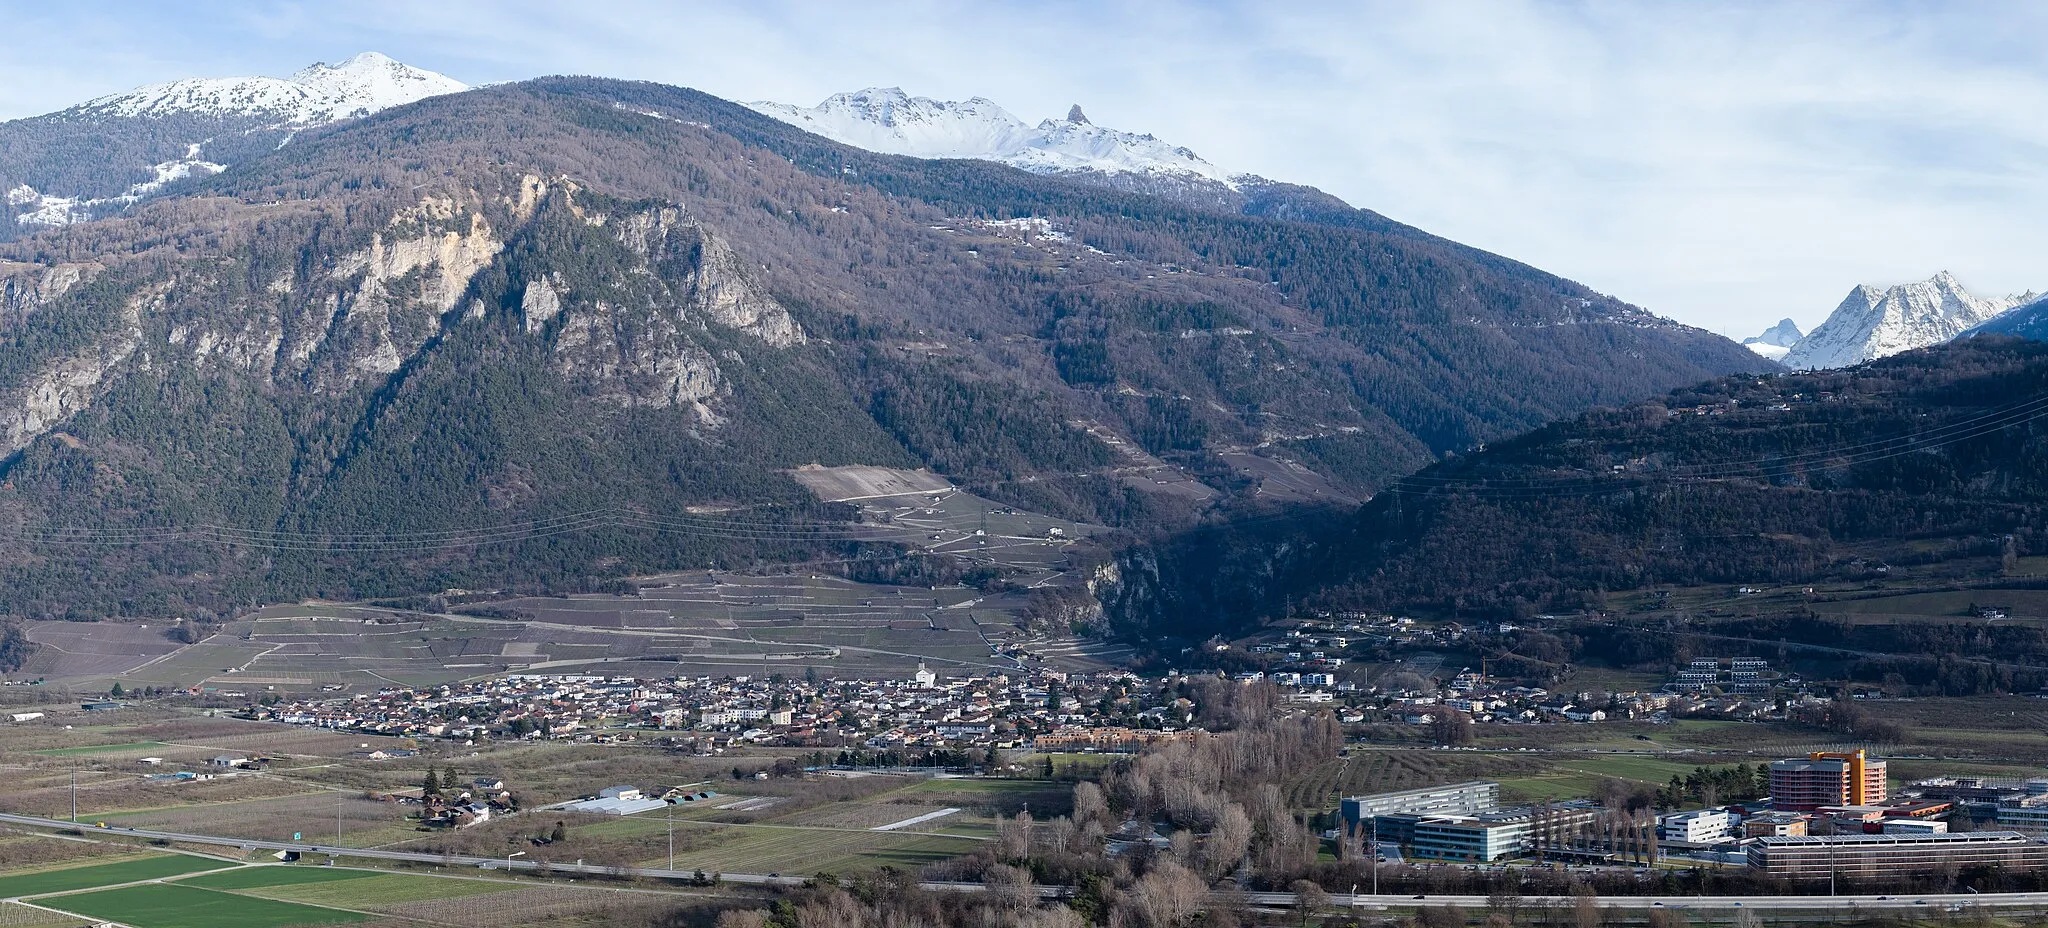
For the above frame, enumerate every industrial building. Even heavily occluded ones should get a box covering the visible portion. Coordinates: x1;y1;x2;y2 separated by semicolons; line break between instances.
1769;750;1887;811
1747;831;2048;881
558;784;667;816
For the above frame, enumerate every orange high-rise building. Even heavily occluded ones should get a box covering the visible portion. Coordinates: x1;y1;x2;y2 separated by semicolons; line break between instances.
1769;750;1887;811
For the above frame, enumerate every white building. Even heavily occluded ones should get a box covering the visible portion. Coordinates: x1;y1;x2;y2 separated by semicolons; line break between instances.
1658;808;1732;843
912;663;937;688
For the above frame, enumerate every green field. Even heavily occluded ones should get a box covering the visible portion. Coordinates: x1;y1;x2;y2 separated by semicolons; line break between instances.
177;866;378;890
39;883;367;928
0;855;232;898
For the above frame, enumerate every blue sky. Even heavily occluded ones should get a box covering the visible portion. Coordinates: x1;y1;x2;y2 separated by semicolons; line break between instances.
4;1;2041;337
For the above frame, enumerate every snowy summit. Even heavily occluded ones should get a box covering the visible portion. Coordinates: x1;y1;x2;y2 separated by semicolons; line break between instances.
1740;318;1803;361
69;52;467;124
1782;272;2038;370
6;53;466;229
747;88;1238;186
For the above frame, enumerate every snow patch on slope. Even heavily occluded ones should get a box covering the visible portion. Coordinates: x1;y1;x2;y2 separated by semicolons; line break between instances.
748;88;1237;186
1783;272;2038;370
10;143;226;228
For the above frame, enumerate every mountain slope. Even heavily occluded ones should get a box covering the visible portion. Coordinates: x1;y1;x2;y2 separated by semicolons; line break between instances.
1783;271;2035;370
0;76;1768;617
0;53;466;233
1966;293;2048;342
1102;337;2048;642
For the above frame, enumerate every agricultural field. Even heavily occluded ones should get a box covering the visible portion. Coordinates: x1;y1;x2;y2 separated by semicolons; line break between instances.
34;883;367;928
1806;589;2048;623
178;866;522;910
0;467;1116;694
0;854;232;898
103;793;421;849
0;902;86;928
227;871;520;907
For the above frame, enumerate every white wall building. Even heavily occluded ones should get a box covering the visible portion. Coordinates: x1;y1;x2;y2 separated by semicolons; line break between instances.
1658;808;1732;843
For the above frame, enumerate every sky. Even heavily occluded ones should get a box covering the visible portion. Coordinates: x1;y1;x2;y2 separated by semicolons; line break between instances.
3;1;2042;338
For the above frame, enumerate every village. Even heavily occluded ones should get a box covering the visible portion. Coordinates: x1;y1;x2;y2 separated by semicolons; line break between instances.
237;617;1821;756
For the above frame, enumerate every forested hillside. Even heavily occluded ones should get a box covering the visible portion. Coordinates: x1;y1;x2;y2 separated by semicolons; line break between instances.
0;77;1767;618
1104;337;2048;643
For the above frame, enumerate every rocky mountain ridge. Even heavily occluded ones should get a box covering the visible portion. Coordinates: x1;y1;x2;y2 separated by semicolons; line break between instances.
1782;271;2036;370
747;87;1238;187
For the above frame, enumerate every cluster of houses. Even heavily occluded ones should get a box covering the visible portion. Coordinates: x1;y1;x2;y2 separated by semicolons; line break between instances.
246;665;1208;752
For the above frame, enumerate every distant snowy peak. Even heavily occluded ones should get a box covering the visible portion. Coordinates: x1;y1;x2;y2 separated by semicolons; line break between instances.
1741;318;1803;359
746;88;1032;161
747;87;1238;186
67;52;466;125
1783;271;2038;370
1745;318;1803;348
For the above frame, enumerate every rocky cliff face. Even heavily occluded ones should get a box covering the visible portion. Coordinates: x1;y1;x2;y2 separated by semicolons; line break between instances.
0;261;95;322
0;281;157;453
0;175;813;466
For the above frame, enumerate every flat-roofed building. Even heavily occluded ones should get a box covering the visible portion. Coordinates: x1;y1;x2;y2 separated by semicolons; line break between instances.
1748;831;2048;882
1339;781;1499;832
1743;812;1810;838
1658;808;1732;843
1770;750;1887;811
1379;804;1602;862
1998;800;2048;835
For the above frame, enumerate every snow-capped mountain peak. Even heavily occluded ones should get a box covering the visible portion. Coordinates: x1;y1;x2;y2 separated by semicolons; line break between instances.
748;88;1032;161
747;88;1238;187
1782;272;2038;370
1741;318;1804;360
287;52;468;119
68;52;465;125
8;54;466;231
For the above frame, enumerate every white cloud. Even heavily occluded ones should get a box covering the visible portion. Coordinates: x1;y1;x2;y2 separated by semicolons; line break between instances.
2;1;2040;337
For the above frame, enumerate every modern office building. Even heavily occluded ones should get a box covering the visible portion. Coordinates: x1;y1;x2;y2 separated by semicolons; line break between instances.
1376;804;1602;862
1657;808;1732;843
1748;831;2048;881
1339;781;1500;831
1770;750;1887;811
1998;800;2048;835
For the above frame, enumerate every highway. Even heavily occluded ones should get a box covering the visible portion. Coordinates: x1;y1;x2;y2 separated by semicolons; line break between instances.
7;811;2048;915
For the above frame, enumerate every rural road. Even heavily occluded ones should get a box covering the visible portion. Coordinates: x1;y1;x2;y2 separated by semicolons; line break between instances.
5;811;2048;915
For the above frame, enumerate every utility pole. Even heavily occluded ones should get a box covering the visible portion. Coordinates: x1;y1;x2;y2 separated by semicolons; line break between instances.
69;762;77;824
1369;828;1379;896
337;793;344;846
668;817;675;872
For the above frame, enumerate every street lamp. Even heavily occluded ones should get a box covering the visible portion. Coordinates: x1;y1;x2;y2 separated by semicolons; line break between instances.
506;850;526;872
